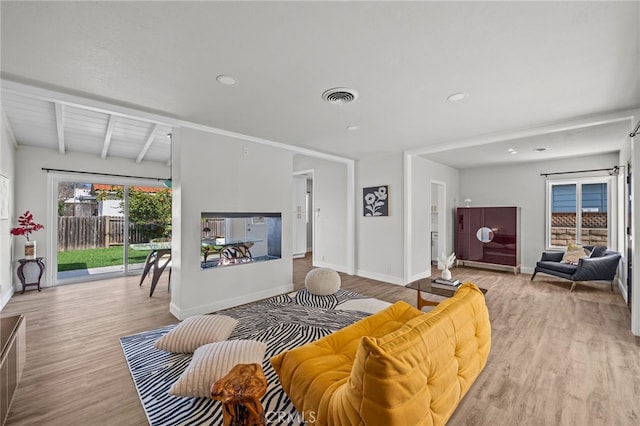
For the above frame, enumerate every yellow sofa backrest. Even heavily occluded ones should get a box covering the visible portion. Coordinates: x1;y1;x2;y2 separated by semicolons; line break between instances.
325;283;491;425
271;300;424;422
271;283;491;426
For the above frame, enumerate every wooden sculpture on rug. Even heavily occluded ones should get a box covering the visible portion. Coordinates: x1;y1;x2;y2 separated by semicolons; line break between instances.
211;363;267;426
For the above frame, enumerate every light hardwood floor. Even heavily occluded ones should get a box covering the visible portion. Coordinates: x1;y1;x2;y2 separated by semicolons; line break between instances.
2;254;639;425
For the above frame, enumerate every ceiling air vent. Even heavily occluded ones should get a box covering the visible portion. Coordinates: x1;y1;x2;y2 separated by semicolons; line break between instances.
322;87;359;104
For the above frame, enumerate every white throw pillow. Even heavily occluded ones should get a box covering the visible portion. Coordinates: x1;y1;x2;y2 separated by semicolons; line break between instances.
168;340;267;398
154;315;238;353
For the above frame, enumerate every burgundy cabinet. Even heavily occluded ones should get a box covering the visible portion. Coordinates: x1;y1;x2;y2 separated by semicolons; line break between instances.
456;207;521;273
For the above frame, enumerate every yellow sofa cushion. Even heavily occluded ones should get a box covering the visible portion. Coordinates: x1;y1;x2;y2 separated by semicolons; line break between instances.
270;299;423;422
270;283;491;426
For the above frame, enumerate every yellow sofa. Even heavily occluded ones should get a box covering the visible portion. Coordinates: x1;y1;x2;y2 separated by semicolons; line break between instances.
270;283;491;426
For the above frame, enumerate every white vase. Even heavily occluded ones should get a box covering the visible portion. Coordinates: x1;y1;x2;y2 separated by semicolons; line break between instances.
441;267;452;280
24;241;36;259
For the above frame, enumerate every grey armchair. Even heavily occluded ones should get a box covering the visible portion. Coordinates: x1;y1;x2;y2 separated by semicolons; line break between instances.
531;245;621;292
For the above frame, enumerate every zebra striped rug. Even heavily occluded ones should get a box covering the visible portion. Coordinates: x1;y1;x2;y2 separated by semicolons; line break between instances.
120;289;390;425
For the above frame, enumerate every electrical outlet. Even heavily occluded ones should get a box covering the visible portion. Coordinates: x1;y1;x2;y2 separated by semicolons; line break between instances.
242;147;249;156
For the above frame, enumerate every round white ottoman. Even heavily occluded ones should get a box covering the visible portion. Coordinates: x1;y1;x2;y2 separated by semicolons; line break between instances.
304;268;341;296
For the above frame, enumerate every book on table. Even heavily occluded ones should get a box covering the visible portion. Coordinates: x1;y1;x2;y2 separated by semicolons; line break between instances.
431;278;461;290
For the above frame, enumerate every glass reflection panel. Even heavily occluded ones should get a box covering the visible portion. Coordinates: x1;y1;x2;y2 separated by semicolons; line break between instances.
200;212;282;269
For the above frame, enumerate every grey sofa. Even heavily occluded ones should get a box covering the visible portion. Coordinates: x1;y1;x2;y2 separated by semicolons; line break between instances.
531;245;621;292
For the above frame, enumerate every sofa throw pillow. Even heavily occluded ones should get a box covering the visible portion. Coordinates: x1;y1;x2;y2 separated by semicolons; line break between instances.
561;243;591;265
590;246;608;258
169;340;267;398
154;314;239;353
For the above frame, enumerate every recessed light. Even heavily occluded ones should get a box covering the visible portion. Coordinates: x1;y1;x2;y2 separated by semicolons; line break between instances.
216;74;238;85
346;125;360;131
510;151;518;155
507;148;515;152
534;147;548;152
447;92;467;102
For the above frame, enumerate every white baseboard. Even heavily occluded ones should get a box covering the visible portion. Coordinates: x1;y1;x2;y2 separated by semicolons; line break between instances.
407;271;430;284
618;278;628;304
169;283;294;320
355;269;404;286
313;260;348;275
0;286;15;311
520;266;535;275
169;302;182;320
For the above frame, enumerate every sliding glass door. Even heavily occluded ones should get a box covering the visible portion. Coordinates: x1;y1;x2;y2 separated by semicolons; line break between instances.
56;180;125;281
53;174;170;284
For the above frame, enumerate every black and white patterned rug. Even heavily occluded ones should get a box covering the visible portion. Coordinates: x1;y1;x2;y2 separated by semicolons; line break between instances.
120;289;390;426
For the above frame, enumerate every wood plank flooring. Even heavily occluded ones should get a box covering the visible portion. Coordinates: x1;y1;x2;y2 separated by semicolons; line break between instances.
1;253;638;425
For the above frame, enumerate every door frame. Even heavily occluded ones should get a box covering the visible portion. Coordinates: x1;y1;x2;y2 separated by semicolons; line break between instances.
430;180;447;263
292;169;314;260
627;161;632;307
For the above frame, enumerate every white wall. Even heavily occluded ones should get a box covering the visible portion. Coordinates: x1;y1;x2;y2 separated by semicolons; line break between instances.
13;145;170;288
459;152;619;273
356;153;404;284
0;111;16;310
170;127;294;319
407;155;459;282
293;155;349;272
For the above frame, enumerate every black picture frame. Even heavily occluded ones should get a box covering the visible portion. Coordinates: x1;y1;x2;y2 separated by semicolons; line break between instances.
363;185;389;217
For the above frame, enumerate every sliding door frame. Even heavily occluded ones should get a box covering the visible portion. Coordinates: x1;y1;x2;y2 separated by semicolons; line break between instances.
46;171;163;286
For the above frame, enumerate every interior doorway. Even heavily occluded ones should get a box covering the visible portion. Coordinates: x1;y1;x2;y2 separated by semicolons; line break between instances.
292;170;314;259
430;181;446;265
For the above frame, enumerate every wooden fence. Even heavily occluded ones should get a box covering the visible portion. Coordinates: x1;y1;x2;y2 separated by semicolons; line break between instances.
58;216;147;251
58;217;226;251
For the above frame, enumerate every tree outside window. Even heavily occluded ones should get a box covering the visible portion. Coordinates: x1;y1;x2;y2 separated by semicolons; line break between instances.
96;186;172;241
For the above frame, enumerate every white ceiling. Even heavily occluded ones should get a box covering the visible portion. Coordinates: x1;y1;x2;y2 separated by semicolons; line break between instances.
423;119;632;169
1;1;639;167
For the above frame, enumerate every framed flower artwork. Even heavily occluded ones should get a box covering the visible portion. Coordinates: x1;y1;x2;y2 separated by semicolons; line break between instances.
363;185;388;217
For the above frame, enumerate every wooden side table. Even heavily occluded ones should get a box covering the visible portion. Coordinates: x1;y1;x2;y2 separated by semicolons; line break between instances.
406;278;488;310
211;363;267;426
17;257;45;294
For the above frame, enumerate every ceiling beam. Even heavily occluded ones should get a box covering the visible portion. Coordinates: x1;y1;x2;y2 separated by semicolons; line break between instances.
54;102;65;154
136;123;160;163
101;115;116;159
2;79;354;165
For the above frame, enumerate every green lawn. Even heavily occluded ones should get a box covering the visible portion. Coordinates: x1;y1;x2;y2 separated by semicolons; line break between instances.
57;246;151;272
